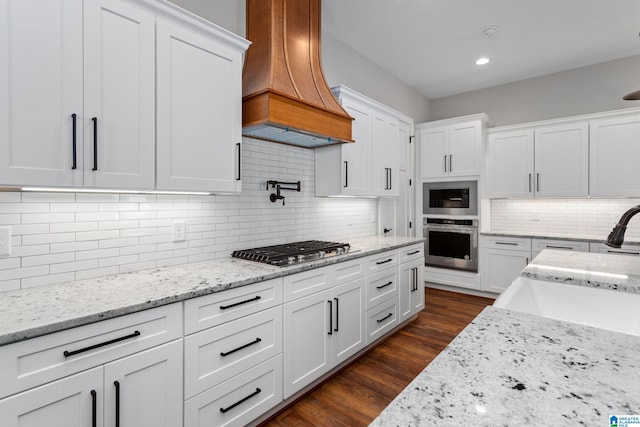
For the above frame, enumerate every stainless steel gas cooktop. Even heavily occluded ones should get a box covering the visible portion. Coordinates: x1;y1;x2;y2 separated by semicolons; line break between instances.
232;240;351;266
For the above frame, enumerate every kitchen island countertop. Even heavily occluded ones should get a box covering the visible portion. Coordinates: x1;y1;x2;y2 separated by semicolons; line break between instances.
0;236;423;346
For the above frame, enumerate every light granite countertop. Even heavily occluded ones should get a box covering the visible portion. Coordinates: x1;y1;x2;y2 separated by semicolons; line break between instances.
370;306;640;426
481;230;640;245
523;249;640;294
0;236;424;346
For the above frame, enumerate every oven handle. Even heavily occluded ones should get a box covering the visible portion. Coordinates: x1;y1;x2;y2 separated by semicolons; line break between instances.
425;225;477;234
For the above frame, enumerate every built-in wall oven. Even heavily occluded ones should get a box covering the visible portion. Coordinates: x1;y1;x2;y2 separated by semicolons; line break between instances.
423;218;478;272
423;180;477;216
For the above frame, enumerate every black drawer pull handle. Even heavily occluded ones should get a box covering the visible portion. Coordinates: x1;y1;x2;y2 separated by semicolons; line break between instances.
220;388;262;414
607;250;640;255
91;389;97;427
546;245;573;250
407;250;420;255
63;330;141;357
71;113;77;170
376;258;393;265
236;143;241;181
220;338;262;357
114;380;121;427
91;117;98;171
220;295;261;310
376;281;393;289
376;313;393;323
495;241;518;246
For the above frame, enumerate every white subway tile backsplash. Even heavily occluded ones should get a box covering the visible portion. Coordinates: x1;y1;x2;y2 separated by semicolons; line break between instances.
0;279;20;292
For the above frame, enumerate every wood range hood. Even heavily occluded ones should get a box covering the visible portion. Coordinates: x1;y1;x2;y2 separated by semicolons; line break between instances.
242;0;353;148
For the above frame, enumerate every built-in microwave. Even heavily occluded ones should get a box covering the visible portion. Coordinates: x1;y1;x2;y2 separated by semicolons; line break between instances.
423;180;478;216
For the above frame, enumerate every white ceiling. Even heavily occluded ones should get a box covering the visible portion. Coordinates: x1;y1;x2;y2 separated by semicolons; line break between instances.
322;0;640;99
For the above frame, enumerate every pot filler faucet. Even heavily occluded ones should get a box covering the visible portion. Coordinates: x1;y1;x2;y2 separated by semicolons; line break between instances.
605;205;640;248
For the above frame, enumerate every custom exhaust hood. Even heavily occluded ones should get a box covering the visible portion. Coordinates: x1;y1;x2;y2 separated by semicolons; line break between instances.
242;0;353;148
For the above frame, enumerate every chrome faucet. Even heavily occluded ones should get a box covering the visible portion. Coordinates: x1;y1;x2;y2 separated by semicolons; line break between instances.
605;205;640;248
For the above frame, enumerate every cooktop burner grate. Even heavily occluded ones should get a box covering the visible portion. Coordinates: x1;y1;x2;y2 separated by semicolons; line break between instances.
232;240;350;266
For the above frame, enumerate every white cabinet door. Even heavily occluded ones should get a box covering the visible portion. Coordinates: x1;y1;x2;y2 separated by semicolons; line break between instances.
283;289;332;398
331;278;365;366
590;113;640;197
399;258;424;322
104;340;183;427
341;98;372;196
449;121;481;177
398;118;412;172
371;113;399;196
0;367;103;427
418;127;447;179
156;19;243;193
533;123;588;197
83;0;155;189
0;0;83;187
482;248;531;294
486;129;534;198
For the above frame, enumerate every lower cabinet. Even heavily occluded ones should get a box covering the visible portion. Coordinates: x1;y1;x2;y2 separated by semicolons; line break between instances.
399;257;425;323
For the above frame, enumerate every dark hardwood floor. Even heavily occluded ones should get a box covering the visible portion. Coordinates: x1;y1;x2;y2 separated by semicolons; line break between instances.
261;288;495;426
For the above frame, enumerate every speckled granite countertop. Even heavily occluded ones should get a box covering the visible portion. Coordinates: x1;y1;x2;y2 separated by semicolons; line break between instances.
522;249;640;294
0;236;424;346
370;306;640;426
481;230;640;245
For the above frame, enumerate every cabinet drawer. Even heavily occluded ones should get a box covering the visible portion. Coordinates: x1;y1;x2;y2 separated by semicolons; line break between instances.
399;243;424;263
283;265;334;302
366;299;398;345
334;258;366;286
0;303;182;398
184;306;282;399
483;236;531;251
184;355;283;427
184;278;282;335
368;251;398;273
365;267;398;310
531;238;588;253
590;242;640;256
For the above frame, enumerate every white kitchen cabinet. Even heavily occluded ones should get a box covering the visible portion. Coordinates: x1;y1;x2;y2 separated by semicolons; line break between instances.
530;238;589;259
365;297;398;345
481;236;531;294
156;18;246;193
399;258;424;323
330;278;366;366
417;115;486;179
589;112;640;197
0;0;155;189
486;121;588;198
590;242;640;256
315;86;401;197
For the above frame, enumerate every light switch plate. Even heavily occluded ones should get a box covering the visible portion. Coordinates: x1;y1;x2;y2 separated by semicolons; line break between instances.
0;226;11;256
172;221;186;242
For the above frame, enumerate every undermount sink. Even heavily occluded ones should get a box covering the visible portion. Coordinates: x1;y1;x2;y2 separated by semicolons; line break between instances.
493;276;640;337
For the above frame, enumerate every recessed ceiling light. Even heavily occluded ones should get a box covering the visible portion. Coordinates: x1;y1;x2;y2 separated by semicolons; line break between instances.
475;57;490;66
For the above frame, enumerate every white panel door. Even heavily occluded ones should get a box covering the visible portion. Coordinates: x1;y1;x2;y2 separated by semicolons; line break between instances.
449;122;481;176
157;19;243;192
590;114;640;197
104;340;183;427
83;0;155;189
341;99;372;196
418;127;447;179
331;278;365;366
486;129;534;198
0;367;103;427
482;248;531;294
0;0;83;187
399;259;424;322
534;123;588;197
283;289;332;398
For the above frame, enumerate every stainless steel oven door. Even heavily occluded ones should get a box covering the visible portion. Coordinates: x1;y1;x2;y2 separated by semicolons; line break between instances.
423;220;478;272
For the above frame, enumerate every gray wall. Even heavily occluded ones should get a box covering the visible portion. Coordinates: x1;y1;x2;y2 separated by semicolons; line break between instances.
169;0;431;123
430;55;640;126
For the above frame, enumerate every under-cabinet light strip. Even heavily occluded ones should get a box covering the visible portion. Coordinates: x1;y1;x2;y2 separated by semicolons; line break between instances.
21;187;212;196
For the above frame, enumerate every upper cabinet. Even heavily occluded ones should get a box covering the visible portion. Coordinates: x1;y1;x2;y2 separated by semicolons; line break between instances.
589;111;640;198
0;0;249;193
315;86;407;197
486;121;589;198
417;114;487;179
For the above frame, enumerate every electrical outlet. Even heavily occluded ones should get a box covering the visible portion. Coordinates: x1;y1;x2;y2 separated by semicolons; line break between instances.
172;221;186;242
0;226;11;257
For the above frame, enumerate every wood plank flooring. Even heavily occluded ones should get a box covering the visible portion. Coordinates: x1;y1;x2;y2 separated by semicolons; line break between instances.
261;288;494;426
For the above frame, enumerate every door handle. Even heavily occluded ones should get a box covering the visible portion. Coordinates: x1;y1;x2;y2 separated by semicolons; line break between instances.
327;300;333;335
71;113;77;170
444;155;447;172
449;154;452;172
344;161;348;188
334;297;339;332
114;380;120;427
92;117;98;171
536;173;540;192
236;143;241;181
528;173;532;192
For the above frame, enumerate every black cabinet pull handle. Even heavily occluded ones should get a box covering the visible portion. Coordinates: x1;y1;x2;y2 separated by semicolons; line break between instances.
334;297;339;332
376;313;393;323
114;380;120;427
376;281;393;290
546;245;573;250
63;330;140;357
236;143;241;181
444;155;447;173
344;161;348;188
411;267;416;292
607;250;640;255
449;154;452;172
327;300;333;335
219;388;261;414
376;258;393;265
219;295;261;310
388;168;392;190
407;250;420;255
71;113;77;170
91;117;98;171
495;241;518;246
220;338;262;357
91;389;97;427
